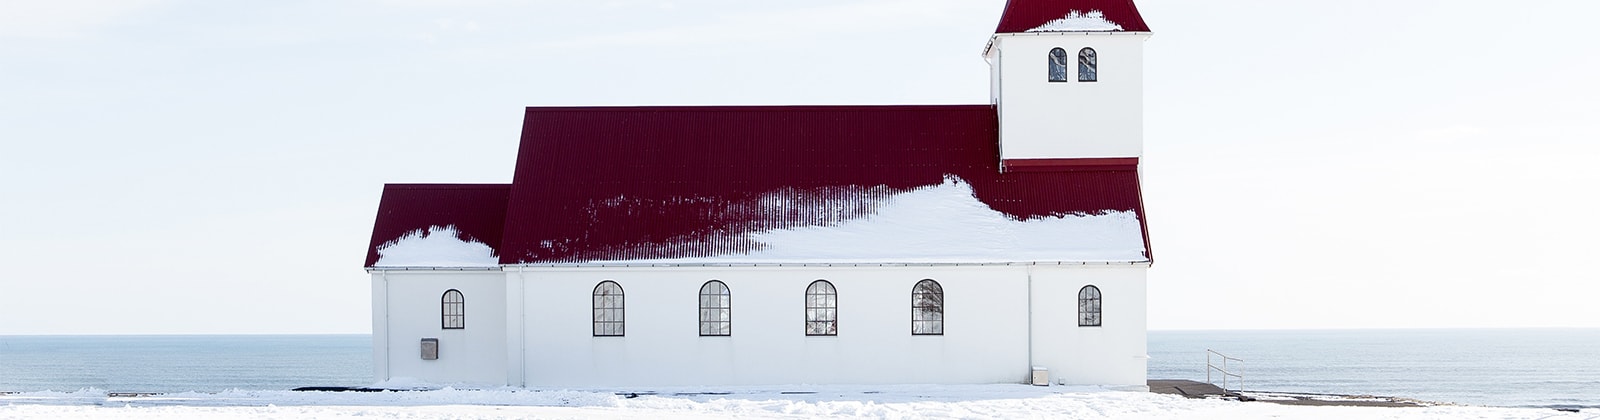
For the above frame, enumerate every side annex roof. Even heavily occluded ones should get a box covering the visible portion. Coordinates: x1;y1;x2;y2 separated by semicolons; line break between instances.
365;184;510;267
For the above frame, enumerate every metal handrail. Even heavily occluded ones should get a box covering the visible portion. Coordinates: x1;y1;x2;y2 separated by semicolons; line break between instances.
1206;349;1244;393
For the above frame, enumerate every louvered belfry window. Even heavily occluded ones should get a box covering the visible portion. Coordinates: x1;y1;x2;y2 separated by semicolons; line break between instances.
441;289;465;329
699;280;732;336
911;280;944;335
804;280;838;336
1078;285;1102;327
593;281;625;336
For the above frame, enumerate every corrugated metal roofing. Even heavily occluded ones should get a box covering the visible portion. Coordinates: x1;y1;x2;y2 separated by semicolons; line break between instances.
364;184;510;267
994;0;1151;33
364;2;1155;268
493;105;1149;264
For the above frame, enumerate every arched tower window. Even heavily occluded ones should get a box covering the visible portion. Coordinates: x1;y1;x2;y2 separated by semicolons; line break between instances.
699;280;731;336
1048;47;1070;82
593;281;625;336
1078;285;1102;327
1078;47;1098;82
441;289;465;329
911;280;944;335
804;280;838;336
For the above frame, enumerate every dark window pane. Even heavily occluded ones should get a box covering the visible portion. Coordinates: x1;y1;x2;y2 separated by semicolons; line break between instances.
1078;48;1098;82
441;289;466;330
594;281;625;336
1049;48;1069;82
1078;285;1102;327
699;280;732;336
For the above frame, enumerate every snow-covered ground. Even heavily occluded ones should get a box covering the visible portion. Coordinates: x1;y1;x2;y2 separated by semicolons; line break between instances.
2;385;1593;420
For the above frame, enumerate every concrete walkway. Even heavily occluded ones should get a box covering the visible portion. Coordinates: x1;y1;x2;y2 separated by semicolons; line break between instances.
1147;380;1227;399
1146;380;1435;408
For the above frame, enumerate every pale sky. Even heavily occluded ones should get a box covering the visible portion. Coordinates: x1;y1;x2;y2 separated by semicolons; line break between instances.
2;0;1597;335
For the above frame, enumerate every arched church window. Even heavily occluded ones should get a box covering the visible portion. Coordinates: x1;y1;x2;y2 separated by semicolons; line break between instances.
805;280;838;336
1048;47;1070;82
1078;285;1102;327
911;279;944;335
441;289;465;329
593;281;625;336
699;280;731;336
1079;48;1098;82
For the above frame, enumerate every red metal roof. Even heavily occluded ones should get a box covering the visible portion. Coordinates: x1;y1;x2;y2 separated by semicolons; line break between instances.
489;105;1149;264
364;184;510;267
994;0;1151;33
365;106;1151;266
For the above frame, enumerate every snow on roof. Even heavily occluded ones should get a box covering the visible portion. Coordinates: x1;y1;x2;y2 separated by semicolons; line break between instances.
501;105;1151;264
364;184;508;267
374;225;499;268
596;176;1146;264
367;107;1151;267
994;0;1150;33
1026;10;1123;32
365;4;1155;268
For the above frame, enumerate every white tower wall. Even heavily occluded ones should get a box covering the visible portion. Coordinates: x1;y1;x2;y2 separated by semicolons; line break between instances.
988;33;1150;163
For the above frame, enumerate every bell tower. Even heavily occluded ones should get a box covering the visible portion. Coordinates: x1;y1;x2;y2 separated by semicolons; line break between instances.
985;0;1152;172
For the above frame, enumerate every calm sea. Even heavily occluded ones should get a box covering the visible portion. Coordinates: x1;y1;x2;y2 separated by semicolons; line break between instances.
1149;329;1600;409
1;330;1596;408
0;335;369;394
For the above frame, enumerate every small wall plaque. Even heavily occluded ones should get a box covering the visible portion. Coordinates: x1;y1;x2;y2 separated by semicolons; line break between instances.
420;338;439;360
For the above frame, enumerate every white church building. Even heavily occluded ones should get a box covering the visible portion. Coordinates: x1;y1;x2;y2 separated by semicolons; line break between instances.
364;0;1155;390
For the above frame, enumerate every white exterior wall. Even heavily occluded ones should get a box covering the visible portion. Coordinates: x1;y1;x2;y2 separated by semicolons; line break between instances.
371;264;1145;388
988;33;1149;161
514;265;1030;387
371;270;508;386
1029;265;1147;389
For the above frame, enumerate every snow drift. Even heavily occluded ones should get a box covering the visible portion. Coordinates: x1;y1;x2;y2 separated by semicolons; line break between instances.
374;225;499;267
1026;10;1124;32
601;176;1147;264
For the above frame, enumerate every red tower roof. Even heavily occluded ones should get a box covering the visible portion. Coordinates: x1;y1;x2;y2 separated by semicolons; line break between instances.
994;0;1151;33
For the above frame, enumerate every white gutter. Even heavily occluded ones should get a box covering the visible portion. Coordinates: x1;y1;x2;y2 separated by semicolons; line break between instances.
366;266;505;272
983;31;1153;56
366;262;1145;272
500;261;1151;269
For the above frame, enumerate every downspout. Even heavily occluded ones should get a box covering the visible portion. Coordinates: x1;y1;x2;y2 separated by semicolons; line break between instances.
1026;265;1034;375
995;46;1006;173
381;270;390;382
518;265;528;387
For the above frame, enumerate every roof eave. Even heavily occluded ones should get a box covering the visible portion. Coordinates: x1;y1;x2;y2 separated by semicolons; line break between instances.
983;31;1153;56
505;261;1153;269
367;266;505;272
